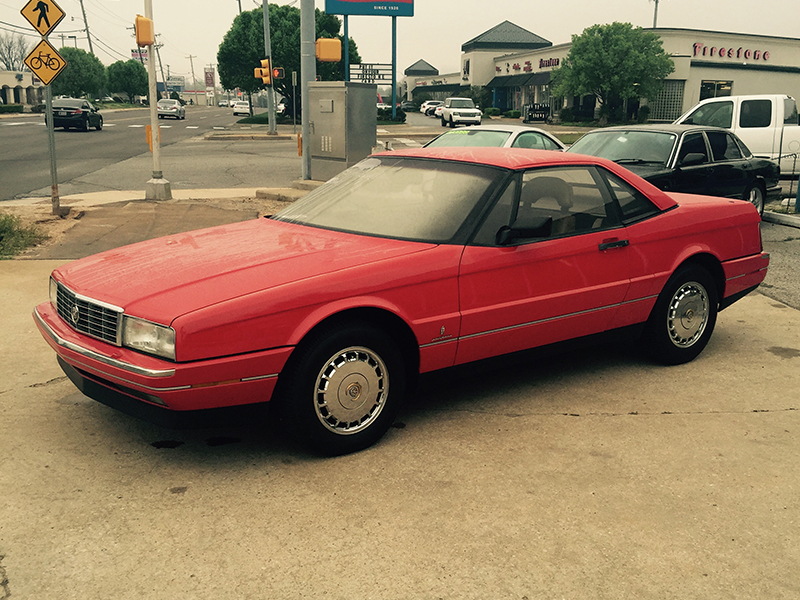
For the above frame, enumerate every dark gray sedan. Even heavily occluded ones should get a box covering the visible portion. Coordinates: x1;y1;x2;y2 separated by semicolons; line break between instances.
49;98;103;131
568;124;780;214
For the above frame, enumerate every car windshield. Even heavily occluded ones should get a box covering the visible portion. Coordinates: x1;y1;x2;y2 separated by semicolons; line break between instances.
425;130;511;148
569;130;676;166
273;156;503;243
449;99;475;108
158;100;175;107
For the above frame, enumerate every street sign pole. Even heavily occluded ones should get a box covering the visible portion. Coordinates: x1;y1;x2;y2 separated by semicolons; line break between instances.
44;85;63;216
262;0;277;135
300;0;315;179
21;0;67;215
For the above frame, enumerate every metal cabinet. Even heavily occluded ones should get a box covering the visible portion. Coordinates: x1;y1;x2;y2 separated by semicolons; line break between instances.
309;81;377;180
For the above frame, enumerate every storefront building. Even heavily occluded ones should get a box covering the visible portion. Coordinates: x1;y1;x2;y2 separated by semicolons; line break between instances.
404;23;800;122
0;71;44;107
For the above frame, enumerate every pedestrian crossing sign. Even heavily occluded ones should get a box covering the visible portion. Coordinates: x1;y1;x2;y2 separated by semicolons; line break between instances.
21;0;65;37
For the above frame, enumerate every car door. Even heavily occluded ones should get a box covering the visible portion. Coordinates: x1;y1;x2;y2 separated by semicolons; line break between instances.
668;131;714;195
456;165;632;365
704;130;751;198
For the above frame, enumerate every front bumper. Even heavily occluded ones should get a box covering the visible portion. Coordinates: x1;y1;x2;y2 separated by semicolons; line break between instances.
34;302;293;417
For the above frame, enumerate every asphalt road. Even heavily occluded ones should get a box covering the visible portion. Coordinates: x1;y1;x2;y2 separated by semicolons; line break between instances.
0;105;248;200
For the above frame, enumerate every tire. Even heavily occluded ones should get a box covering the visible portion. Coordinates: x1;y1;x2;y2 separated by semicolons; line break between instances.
81;118;89;132
95;117;103;131
743;182;765;216
641;265;718;365
441;116;447;127
448;117;455;128
277;321;406;455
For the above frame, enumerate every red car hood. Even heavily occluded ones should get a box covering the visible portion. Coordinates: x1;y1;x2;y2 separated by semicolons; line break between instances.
52;218;436;323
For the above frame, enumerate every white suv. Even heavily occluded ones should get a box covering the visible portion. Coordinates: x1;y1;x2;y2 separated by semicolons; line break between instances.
440;97;481;127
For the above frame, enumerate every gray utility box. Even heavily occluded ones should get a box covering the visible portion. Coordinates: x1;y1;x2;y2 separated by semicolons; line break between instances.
308;81;377;181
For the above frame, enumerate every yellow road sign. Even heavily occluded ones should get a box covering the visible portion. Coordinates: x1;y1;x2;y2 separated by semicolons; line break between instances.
20;0;65;37
24;38;66;85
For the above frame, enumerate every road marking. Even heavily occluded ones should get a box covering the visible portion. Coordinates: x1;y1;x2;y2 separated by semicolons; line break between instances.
186;126;199;129
128;124;145;128
3;122;32;126
395;138;422;147
160;125;172;129
104;123;116;127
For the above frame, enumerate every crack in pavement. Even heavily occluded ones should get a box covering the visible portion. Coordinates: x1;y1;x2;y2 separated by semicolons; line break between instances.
0;554;10;599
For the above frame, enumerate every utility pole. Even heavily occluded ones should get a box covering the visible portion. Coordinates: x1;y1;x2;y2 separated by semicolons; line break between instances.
300;0;315;179
187;54;200;106
154;36;168;99
261;1;276;134
652;0;660;27
77;0;94;55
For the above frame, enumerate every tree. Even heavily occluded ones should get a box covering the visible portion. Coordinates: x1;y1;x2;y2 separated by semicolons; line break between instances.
217;5;361;115
107;59;148;103
0;32;31;71
552;22;674;122
50;48;106;98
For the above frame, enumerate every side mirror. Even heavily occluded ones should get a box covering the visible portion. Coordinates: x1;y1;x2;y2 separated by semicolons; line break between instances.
680;152;706;167
496;215;552;245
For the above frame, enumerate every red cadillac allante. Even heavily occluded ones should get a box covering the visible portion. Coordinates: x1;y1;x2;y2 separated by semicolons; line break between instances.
34;147;769;455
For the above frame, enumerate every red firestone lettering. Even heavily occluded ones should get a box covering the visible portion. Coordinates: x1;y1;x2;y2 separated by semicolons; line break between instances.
754;50;761;59
745;49;752;59
694;42;704;56
737;47;743;58
764;51;770;60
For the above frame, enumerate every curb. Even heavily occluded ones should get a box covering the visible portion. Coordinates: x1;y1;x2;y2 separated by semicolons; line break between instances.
763;210;800;229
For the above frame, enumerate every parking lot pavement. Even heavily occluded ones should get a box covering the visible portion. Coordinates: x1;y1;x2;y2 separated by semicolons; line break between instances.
2;257;800;599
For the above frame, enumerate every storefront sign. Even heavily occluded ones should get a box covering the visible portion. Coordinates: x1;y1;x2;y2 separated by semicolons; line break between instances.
325;0;413;17
539;58;560;68
693;42;770;61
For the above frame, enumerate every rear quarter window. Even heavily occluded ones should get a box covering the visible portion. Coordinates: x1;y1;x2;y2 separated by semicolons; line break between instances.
739;99;772;128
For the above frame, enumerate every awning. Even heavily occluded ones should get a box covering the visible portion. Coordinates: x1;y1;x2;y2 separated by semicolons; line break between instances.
524;72;551;86
486;75;511;88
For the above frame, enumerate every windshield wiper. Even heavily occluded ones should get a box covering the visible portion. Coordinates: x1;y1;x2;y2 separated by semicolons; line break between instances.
614;158;664;165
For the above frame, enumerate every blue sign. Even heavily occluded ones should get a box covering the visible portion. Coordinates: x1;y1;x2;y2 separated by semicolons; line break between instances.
325;0;413;17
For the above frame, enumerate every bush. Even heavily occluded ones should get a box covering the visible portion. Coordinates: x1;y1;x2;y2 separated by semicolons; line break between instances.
503;110;521;119
484;107;501;117
559;107;574;122
377;107;406;123
0;104;23;114
0;214;48;258
637;105;651;123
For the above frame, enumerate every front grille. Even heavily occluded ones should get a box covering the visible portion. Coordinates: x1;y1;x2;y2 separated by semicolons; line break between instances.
56;282;122;345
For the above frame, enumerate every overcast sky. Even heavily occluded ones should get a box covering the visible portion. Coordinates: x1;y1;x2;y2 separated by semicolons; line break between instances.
1;0;797;86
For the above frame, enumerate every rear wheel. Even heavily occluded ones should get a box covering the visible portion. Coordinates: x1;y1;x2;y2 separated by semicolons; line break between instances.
277;321;406;455
743;182;765;215
81;118;89;132
641;265;718;365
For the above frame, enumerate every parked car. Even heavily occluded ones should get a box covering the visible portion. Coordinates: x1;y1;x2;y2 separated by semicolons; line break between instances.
218;99;229;107
157;99;185;120
400;100;416;112
567;124;780;214
674;94;800;173
232;101;250;116
424;124;566;151
48;98;103;131
34;147;768;455
433;105;444;119
440;97;482;127
420;100;443;116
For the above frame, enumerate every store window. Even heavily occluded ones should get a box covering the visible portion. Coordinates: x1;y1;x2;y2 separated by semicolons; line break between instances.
700;80;733;100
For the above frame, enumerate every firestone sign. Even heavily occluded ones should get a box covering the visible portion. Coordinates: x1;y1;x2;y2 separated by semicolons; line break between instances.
693;42;770;61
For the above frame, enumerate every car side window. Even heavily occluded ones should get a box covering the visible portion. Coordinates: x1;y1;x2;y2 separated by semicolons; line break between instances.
600;170;660;224
472;167;621;245
739;99;772;128
677;133;709;165
511;132;560;151
707;131;743;161
686;101;733;128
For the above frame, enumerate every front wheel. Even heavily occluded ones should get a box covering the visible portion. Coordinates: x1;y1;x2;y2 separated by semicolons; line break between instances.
448;117;455;128
641;265;718;365
277;322;406;455
744;182;765;216
95;117;103;131
440;116;447;127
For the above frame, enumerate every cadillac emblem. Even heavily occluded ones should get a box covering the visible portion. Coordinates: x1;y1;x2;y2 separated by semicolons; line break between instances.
70;305;80;325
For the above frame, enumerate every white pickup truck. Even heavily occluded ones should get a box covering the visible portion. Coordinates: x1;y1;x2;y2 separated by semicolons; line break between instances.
675;94;800;174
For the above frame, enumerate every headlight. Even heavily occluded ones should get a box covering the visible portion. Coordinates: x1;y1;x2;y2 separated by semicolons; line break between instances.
49;277;58;308
122;316;176;360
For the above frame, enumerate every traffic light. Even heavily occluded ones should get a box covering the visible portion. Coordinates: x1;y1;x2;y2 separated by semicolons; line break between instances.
254;58;271;85
135;14;154;46
272;67;285;80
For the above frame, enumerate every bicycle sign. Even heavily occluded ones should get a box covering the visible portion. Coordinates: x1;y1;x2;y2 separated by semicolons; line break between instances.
21;0;65;37
24;38;66;85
